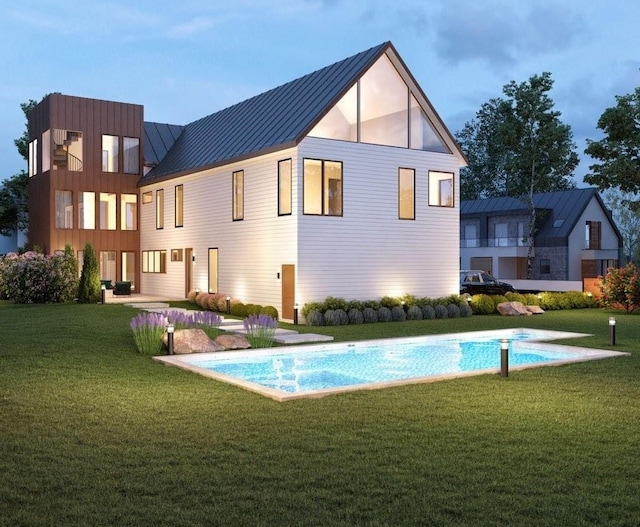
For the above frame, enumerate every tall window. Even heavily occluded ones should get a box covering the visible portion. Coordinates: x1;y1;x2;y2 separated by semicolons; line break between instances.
99;251;117;284
28;139;38;177
142;250;166;273
428;171;454;208
121;194;138;231
278;159;292;216
55;190;73;229
586;221;602;250
102;135;118;172
78;191;95;230
52;129;83;171
123;137;140;174
99;192;117;230
233;170;244;221
398;168;415;220
175;185;184;227
494;223;508;247
303;159;343;216
156;189;164;229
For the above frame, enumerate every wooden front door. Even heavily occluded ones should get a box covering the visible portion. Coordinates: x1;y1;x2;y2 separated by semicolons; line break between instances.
281;264;295;321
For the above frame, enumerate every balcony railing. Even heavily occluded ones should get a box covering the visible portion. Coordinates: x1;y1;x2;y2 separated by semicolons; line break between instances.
461;238;529;248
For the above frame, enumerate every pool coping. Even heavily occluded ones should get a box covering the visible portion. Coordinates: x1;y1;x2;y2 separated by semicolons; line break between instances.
153;328;630;401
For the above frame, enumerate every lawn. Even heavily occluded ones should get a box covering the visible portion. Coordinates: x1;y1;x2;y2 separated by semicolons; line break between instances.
1;302;639;526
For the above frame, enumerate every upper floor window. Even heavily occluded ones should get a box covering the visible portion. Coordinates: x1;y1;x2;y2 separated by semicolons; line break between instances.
398;168;415;220
428;171;454;208
233;170;244;221
303;159;342;216
99;192;117;230
121;194;138;231
156;189;164;229
52;130;83;172
175;185;184;227
78;191;95;230
142;191;152;204
55;190;73;229
586;221;601;250
102;135;119;172
142;250;166;273
123;137;140;174
278;159;292;216
28;139;38;177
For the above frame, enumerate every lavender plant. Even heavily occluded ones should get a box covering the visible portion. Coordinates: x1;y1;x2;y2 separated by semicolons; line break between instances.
130;312;167;355
161;310;222;339
243;314;278;348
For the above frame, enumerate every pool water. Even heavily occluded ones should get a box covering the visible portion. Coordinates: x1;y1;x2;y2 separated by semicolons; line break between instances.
156;328;627;401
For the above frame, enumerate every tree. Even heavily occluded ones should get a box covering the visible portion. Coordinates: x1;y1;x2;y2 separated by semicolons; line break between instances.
584;86;640;193
603;189;640;264
0;171;28;236
78;243;101;303
456;72;579;277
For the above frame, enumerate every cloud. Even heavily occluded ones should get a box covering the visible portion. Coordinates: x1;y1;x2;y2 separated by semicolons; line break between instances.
166;17;216;39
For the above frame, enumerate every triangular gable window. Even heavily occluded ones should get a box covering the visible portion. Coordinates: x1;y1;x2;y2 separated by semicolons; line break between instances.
309;54;451;154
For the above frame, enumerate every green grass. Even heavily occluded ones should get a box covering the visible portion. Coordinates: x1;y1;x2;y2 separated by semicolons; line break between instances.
1;303;639;526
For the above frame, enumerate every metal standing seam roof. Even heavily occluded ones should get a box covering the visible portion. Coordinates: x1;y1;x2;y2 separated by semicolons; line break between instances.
139;41;465;186
460;188;617;246
143;122;185;167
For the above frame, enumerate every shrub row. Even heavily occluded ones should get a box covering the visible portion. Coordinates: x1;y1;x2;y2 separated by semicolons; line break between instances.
469;291;595;315
306;301;473;326
187;290;279;320
302;294;466;317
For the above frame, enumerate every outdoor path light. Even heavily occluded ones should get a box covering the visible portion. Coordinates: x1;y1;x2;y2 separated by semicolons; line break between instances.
500;338;509;377
101;284;106;305
226;295;231;314
167;323;175;355
609;317;616;346
294;303;299;325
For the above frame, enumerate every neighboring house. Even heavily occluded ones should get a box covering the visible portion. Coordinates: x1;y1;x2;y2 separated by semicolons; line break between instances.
460;188;622;287
0;229;25;254
26;41;467;320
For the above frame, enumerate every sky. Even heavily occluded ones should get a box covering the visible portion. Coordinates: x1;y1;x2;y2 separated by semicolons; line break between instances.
1;0;639;185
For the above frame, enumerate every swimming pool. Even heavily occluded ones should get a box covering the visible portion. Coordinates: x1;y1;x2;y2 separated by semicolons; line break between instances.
155;328;628;401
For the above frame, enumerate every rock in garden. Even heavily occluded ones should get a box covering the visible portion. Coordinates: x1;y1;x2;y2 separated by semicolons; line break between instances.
215;334;251;350
163;329;225;354
526;305;545;314
497;301;531;316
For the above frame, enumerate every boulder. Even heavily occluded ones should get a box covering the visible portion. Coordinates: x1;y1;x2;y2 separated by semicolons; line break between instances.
163;328;226;354
215;333;251;350
526;305;545;315
497;301;531;316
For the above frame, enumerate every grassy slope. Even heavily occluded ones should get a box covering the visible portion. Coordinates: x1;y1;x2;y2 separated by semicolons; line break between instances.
1;303;639;526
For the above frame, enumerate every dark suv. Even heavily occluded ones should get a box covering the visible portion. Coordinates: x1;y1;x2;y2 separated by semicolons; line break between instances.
460;270;516;296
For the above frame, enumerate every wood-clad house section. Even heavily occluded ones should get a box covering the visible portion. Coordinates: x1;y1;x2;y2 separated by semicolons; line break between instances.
28;94;143;289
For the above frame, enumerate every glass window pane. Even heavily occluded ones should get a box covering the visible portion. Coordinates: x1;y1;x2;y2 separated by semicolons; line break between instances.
156;189;164;229
278;159;292;215
42;130;51;172
410;95;451;153
309;84;358;141
123;137;140;174
324;161;342;216
175;185;184;227
399;168;415;220
102;135;118;172
55;190;73;229
428;171;454;208
360;54;408;148
99;192;117;230
121;194;138;231
78;191;95;229
233;171;244;220
303;159;322;215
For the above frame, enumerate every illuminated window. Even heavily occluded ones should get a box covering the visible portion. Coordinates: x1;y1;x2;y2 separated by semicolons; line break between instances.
398;168;415;220
102;135;118;172
156;189;164;229
175;185;183;227
303;159;342;216
121;194;138;231
142;250;166;273
278;159;292;216
171;249;183;262
142;191;152;204
99;192;117;230
28;139;38;177
233;170;244;221
123;137;139;174
428;171;454;208
78;192;95;229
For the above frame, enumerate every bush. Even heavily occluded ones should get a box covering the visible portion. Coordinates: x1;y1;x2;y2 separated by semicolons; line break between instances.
323;296;349;311
377;306;392;322
491;295;508;311
406;305;423;320
305;310;324;326
447;304;461;318
348;308;364;324
260;305;279;320
323;309;341;326
363;307;378;323
130;312;166;355
230;302;247;317
470;295;495;315
505;292;526;304
391;306;406;321
78;243;101;304
244;314;278;348
422;305;436;320
459;301;473;317
380;295;401;309
434;304;448;319
600;263;640;313
244;304;263;315
302;301;324;317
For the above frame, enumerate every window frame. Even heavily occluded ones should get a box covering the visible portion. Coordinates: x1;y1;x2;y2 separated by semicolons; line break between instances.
232;170;244;221
156;189;164;229
175;184;184;227
303;158;343;217
428;170;454;208
398;167;415;220
278;159;292;216
102;135;119;173
142;250;167;273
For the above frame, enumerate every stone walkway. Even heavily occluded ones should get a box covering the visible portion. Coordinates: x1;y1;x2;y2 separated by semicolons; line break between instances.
124;301;333;345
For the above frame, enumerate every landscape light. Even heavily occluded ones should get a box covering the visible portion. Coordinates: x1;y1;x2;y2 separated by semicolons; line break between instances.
101;284;106;305
226;295;231;314
294;303;299;325
166;323;175;355
609;317;616;346
500;339;509;377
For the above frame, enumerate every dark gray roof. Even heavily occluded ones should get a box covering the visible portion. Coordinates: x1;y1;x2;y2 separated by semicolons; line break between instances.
461;188;620;246
143;122;185;167
140;42;391;184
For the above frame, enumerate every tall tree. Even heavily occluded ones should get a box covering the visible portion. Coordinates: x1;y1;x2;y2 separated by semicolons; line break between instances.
456;72;579;277
603;189;640;264
584;86;640;193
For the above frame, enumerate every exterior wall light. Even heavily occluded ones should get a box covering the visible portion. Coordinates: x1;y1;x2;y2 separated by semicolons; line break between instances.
166;323;175;355
500;338;509;377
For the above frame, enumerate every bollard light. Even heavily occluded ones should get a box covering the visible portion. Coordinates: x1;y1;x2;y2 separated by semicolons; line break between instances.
500;338;509;377
226;295;231;314
609;317;616;346
293;303;299;325
101;284;106;305
166;323;175;355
